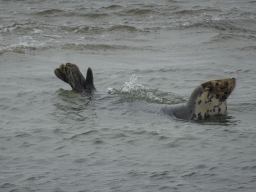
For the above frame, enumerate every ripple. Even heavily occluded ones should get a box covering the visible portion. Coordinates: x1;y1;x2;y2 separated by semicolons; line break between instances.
112;133;128;138
93;138;105;144
15;132;32;138
34;9;65;16
74;158;88;163
126;9;153;15
0;183;15;189
79;13;109;19
108;25;138;32
239;45;256;51
19;142;34;148
68;130;98;140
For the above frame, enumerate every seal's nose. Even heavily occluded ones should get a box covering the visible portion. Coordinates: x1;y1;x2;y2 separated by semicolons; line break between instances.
232;78;236;80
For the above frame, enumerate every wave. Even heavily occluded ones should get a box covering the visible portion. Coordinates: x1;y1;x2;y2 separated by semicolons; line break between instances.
125;9;153;15
59;24;143;34
33;8;110;18
65;12;109;19
108;25;138;32
34;9;65;16
1;2;255;55
0;33;158;54
59;25;104;34
0;36;48;54
208;34;242;43
2;7;255;36
178;17;256;34
104;5;123;9
61;43;130;51
238;45;256;51
1;22;37;34
205;32;256;45
79;13;109;18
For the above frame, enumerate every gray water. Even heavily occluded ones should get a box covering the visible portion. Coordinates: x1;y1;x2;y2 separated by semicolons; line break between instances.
1;0;256;191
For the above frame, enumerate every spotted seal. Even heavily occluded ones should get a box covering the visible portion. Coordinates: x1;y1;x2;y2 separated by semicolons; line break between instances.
54;63;96;92
54;64;235;120
162;78;236;120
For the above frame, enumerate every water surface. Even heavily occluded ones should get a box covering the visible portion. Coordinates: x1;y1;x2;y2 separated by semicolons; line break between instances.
0;0;256;191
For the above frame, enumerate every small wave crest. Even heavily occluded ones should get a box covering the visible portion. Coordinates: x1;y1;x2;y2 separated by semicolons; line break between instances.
1;36;53;54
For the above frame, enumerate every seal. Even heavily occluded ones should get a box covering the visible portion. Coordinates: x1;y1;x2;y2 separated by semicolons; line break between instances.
54;63;96;92
54;64;236;120
162;78;236;120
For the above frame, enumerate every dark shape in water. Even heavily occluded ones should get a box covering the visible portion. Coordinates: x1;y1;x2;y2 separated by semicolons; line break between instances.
54;63;96;92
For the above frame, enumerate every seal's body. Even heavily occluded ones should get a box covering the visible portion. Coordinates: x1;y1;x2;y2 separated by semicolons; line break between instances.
162;78;236;120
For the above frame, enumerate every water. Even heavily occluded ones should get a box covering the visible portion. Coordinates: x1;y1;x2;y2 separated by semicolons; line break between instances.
0;0;256;191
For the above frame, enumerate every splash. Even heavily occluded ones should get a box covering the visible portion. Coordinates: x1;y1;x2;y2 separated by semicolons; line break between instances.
107;74;165;103
107;74;144;94
107;74;187;104
120;74;144;92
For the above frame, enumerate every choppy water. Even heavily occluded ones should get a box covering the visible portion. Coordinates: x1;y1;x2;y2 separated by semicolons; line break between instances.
1;0;256;191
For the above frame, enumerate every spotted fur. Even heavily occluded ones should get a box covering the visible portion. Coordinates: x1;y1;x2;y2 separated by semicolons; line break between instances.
163;78;236;120
191;78;236;120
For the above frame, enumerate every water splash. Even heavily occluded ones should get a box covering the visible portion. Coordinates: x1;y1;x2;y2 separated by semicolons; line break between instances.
120;74;144;93
107;74;184;103
107;74;187;104
108;74;143;94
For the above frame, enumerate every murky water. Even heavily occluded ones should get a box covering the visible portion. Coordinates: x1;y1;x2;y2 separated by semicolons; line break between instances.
0;0;256;191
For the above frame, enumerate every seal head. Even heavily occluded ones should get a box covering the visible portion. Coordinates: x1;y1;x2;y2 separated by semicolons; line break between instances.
163;78;236;120
54;63;96;92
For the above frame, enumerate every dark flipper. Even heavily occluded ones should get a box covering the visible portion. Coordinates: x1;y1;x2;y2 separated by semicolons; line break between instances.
85;67;96;90
54;68;66;82
54;63;96;92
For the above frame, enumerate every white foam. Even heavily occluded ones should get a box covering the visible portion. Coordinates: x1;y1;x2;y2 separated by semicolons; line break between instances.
107;74;143;94
120;74;144;93
182;22;190;26
211;16;222;21
17;36;45;47
147;92;163;102
107;74;163;103
2;36;51;53
107;87;115;94
33;29;43;34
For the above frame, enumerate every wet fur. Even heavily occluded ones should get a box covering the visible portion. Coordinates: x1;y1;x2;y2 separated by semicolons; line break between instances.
54;63;95;92
163;78;236;120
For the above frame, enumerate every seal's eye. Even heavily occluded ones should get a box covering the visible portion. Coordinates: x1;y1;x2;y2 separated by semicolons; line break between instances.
216;83;219;86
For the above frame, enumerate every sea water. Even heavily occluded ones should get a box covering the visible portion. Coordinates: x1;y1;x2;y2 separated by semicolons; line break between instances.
0;0;256;191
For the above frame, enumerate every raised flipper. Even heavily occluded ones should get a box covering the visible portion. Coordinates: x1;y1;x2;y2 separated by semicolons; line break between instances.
54;63;96;92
